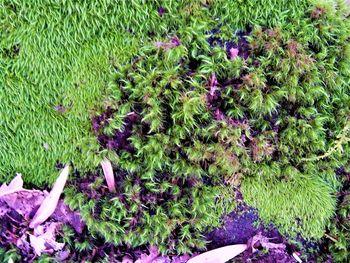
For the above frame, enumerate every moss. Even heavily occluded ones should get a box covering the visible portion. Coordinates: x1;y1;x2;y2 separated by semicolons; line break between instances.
0;0;210;185
65;173;235;254
1;0;350;257
241;174;336;239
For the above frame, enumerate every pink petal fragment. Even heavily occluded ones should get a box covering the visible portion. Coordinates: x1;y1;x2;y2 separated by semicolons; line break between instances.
29;165;70;228
292;252;302;263
101;158;116;193
229;47;239;60
187;244;247;263
0;173;23;198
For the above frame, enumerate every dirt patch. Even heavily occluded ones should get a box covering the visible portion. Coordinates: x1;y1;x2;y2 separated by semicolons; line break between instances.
206;190;301;262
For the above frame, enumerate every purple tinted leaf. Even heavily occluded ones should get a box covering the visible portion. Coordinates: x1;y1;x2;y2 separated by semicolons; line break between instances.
187;244;247;263
30;222;64;256
154;37;181;49
135;246;159;263
51;200;85;233
30;165;70;228
171;255;191;263
0;174;23;198
101;158;116;193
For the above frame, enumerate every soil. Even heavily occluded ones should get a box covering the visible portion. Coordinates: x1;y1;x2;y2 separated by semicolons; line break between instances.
206;190;300;262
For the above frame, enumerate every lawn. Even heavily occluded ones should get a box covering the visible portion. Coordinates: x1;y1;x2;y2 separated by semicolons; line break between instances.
1;0;350;262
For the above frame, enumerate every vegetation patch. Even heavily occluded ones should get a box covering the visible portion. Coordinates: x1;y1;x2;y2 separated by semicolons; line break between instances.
1;0;350;261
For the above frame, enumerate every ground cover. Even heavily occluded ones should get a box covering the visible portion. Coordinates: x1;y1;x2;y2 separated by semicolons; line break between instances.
1;0;350;262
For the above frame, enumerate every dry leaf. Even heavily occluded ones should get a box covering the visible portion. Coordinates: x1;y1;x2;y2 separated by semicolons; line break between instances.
250;233;286;253
101;158;116;193
1;191;45;219
225;173;242;187
29;165;69;228
187;244;247;263
0;174;23;198
135;246;159;263
29;223;64;255
154;36;181;49
29;234;46;256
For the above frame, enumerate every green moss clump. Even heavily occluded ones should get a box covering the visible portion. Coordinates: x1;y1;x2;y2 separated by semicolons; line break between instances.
0;0;209;185
2;0;350;257
65;174;235;254
242;173;336;238
87;0;350;247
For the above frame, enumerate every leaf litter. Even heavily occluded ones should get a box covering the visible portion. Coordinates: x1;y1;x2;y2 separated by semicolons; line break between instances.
1;167;300;262
0;166;84;257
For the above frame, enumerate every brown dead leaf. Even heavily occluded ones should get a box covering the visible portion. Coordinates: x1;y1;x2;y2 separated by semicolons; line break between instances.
225;173;243;187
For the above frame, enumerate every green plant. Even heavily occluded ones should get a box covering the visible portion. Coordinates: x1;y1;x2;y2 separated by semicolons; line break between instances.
65;174;235;254
321;165;350;262
0;0;210;185
93;0;350;242
2;0;350;258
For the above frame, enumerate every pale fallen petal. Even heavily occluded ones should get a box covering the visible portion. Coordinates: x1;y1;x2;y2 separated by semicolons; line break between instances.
29;165;69;228
209;73;218;96
187;244;247;263
101;158;116;193
0;174;23;198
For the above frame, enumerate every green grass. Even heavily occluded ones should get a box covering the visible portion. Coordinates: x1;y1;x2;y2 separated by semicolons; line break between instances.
1;0;350;256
